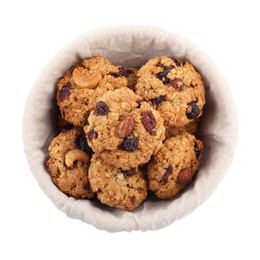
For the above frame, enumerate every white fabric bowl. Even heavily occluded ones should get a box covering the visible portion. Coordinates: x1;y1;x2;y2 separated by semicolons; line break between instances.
23;25;238;232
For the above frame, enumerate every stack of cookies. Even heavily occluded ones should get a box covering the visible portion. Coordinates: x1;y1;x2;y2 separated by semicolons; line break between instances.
46;55;205;210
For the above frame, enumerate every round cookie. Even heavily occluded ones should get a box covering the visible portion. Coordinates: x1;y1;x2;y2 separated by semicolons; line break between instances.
135;56;205;128
147;133;203;199
57;56;136;127
46;127;94;199
89;155;147;210
84;88;165;170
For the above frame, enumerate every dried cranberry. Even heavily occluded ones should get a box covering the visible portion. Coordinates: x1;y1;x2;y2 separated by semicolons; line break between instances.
87;129;98;142
94;101;109;116
149;95;165;106
59;83;72;102
77;134;93;155
169;78;185;92
119;137;139;152
121;168;136;177
186;101;200;119
161;165;173;183
141;111;156;135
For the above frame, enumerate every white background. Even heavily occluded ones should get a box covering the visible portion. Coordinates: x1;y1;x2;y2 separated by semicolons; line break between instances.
1;0;259;259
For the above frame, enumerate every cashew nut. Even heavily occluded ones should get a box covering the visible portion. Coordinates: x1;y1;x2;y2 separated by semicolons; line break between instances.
72;68;101;88
65;149;90;169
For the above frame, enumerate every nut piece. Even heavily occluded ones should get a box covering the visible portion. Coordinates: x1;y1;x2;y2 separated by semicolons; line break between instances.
72;68;101;88
141;111;156;135
115;115;135;138
65;149;90;169
178;168;192;185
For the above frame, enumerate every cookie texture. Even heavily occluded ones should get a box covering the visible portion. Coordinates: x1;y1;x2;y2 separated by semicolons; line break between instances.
147;133;203;199
165;117;200;139
57;56;135;127
46;127;94;199
89;155;147;210
84;88;165;170
135;56;205;128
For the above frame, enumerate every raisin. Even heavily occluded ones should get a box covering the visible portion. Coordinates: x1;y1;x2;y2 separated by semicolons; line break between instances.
109;67;132;78
87;129;98;142
156;69;170;84
161;165;173;183
94;101;109;116
141;111;156;135
121;168;136;177
169;78;185;92
77;134;93;155
186;101;200;119
119;137;139;152
156;62;175;85
149;95;165;106
59;83;72;102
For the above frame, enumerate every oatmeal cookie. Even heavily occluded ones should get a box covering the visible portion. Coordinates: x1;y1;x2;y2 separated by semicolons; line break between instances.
57;56;136;127
84;88;165;170
46;127;94;199
147;133;203;199
135;56;205;128
89;155;147;210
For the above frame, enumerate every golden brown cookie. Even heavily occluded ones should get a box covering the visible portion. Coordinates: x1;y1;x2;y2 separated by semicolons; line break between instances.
147;133;203;199
89;155;147;210
135;56;205;128
84;88;165;170
46;127;94;199
57;56;136;127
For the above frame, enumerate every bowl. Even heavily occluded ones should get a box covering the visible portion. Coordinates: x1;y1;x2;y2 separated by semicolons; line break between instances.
23;25;238;232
